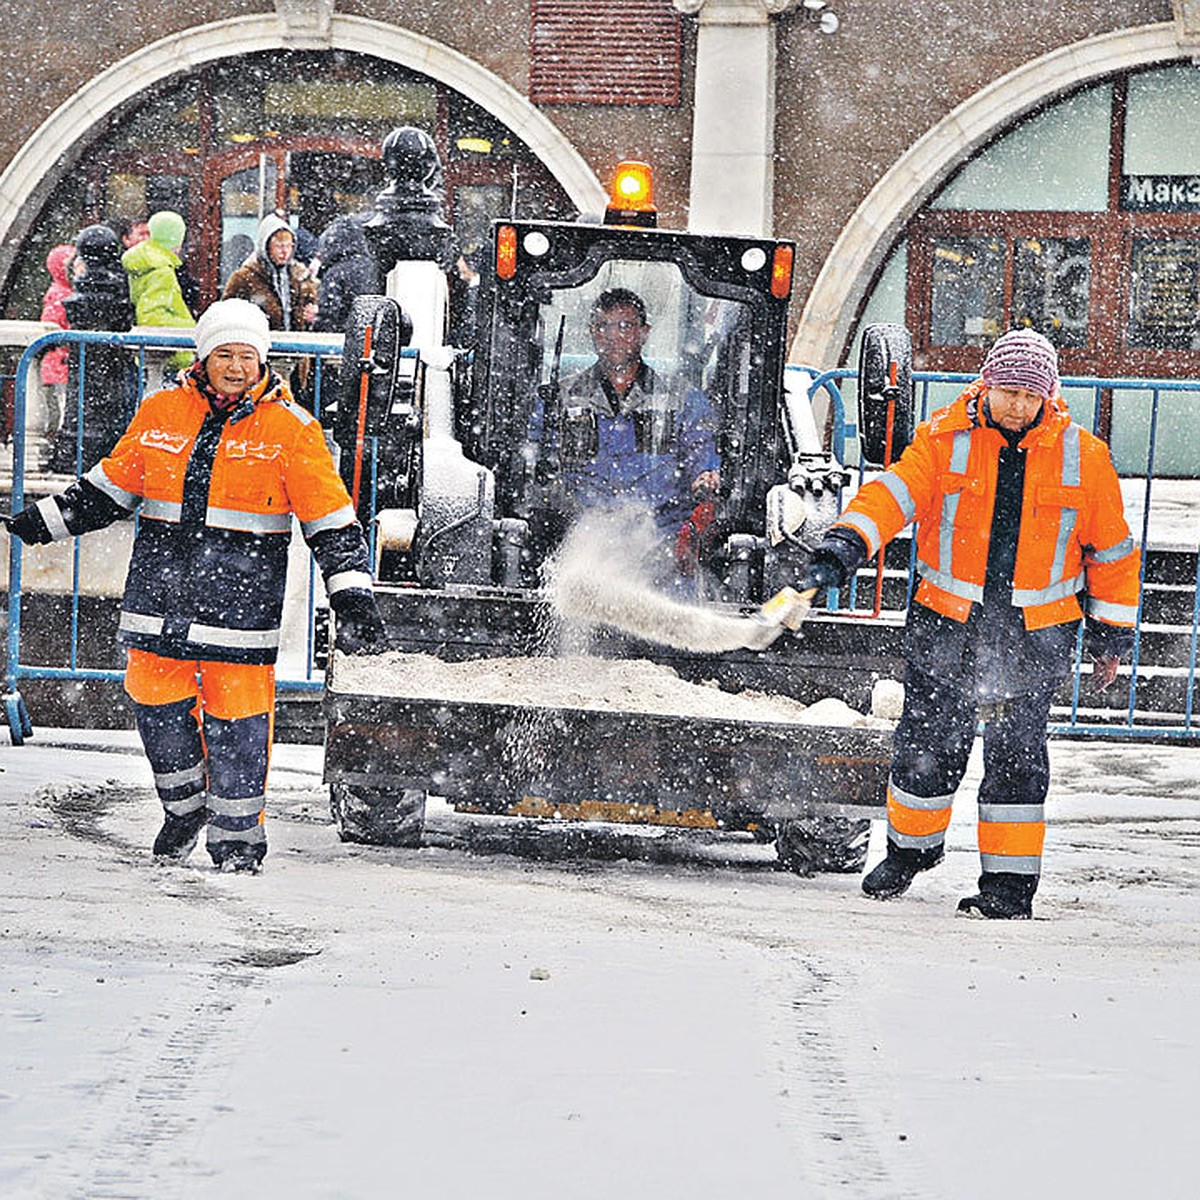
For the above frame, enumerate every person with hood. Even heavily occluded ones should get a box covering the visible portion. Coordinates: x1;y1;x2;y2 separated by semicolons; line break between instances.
122;210;196;331
798;329;1141;919
122;210;196;376
313;215;381;335
222;212;318;333
38;243;76;443
225;213;320;408
3;299;386;873
49;225;136;473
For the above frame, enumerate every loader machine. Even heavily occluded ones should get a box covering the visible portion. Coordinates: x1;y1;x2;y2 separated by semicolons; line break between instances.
322;142;912;875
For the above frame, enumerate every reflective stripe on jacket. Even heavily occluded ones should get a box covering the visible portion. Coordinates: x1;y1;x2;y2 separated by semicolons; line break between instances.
834;380;1140;631
73;368;370;663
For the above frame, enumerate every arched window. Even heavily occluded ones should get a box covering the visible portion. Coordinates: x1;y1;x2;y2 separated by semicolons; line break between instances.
2;50;575;320
853;64;1200;476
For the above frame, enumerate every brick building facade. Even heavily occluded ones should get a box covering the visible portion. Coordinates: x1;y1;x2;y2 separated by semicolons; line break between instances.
2;0;1197;387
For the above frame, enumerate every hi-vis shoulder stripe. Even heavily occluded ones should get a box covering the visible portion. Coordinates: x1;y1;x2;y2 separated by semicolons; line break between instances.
281;400;316;426
84;463;139;510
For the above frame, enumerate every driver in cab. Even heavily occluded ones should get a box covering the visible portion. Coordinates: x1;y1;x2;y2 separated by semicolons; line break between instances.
529;287;720;547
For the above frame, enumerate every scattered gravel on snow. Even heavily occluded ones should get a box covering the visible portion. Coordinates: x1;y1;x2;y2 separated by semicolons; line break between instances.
332;649;890;727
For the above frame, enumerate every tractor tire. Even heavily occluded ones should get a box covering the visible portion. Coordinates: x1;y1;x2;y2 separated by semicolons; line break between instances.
775;814;872;877
330;783;426;848
857;322;914;466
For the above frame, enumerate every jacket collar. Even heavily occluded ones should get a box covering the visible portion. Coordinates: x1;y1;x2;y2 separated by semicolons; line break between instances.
931;378;1071;447
183;362;288;422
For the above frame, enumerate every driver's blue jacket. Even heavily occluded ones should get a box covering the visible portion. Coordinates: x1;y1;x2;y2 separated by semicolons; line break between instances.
528;361;719;532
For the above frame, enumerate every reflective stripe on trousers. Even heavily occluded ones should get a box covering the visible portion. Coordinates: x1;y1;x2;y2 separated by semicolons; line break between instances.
124;648;276;853
889;665;1053;878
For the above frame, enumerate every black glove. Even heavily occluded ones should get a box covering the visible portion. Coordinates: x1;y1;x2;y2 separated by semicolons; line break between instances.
1;505;53;545
331;591;388;655
1083;619;1134;663
800;526;870;594
799;553;846;593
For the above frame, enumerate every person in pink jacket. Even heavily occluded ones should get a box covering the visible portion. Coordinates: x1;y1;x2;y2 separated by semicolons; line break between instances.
39;243;76;438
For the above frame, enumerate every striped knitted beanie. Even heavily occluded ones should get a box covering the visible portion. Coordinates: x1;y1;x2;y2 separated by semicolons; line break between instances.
981;329;1059;401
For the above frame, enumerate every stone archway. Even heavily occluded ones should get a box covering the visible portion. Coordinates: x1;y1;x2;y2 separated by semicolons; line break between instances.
0;13;607;288
790;22;1188;368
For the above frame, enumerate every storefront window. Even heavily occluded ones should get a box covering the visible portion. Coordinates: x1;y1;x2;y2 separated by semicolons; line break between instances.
1012;236;1091;347
1124;66;1200;175
931;85;1111;213
208;58;438;146
220;162;277;286
1127;236;1200;350
929;235;1004;346
106;79;200;154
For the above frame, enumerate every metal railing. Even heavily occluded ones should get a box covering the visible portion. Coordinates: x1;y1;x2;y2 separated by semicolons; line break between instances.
3;328;352;743
801;367;1200;741
3;338;1197;742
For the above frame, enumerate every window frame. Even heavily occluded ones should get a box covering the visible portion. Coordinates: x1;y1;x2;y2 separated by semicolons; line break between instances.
904;72;1200;388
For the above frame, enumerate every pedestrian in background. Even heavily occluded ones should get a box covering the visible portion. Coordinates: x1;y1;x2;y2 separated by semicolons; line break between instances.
122;209;196;376
110;214;150;252
224;212;320;408
48;224;135;473
3;299;386;873
313;215;380;335
223;212;318;333
38;243;76;447
801;329;1141;919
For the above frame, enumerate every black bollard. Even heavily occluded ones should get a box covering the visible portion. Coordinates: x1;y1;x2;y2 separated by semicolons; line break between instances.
363;126;459;277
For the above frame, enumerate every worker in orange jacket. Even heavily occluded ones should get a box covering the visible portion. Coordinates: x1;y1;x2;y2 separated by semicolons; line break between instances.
802;329;1140;918
3;299;385;873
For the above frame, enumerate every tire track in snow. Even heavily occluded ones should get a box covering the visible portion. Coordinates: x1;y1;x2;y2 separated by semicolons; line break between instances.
37;783;322;1199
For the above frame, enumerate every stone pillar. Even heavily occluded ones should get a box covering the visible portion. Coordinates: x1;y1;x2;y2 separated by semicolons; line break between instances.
674;0;799;236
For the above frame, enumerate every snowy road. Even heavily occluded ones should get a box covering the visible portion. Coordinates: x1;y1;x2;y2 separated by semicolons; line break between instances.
3;730;1200;1200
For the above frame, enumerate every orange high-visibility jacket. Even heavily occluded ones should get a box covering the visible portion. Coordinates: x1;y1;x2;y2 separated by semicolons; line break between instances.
49;368;372;663
834;381;1140;631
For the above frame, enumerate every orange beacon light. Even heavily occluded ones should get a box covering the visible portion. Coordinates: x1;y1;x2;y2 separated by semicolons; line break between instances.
604;161;657;228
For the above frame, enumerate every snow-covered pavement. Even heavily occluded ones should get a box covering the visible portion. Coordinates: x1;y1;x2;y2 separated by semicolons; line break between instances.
2;728;1199;1199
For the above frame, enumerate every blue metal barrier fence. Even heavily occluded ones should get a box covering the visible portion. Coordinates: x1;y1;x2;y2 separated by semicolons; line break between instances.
4;337;1197;742
802;366;1199;741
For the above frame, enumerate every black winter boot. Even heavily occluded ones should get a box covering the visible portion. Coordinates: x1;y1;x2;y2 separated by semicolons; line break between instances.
209;840;266;875
861;844;944;900
152;808;208;861
957;872;1036;920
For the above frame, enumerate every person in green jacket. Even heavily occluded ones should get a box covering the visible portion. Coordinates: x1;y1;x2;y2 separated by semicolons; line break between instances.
122;209;195;374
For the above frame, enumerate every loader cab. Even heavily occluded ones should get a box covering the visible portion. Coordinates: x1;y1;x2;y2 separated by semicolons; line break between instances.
464;218;796;587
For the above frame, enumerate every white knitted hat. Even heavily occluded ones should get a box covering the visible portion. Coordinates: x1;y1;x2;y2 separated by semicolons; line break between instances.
194;298;271;363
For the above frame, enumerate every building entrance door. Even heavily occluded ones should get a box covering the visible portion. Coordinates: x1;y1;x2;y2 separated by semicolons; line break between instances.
206;139;382;297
